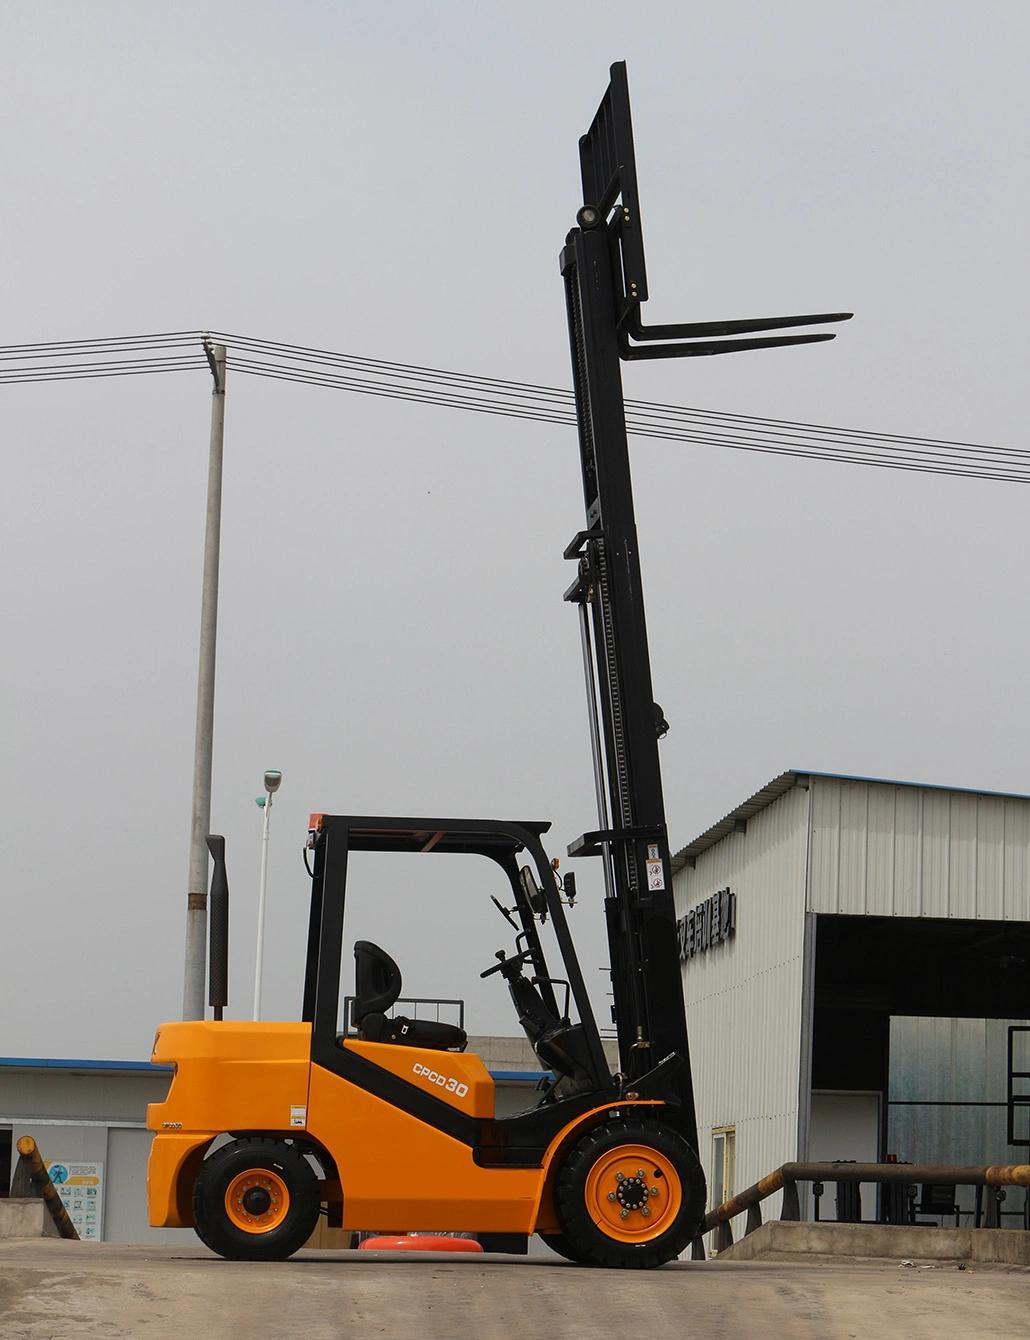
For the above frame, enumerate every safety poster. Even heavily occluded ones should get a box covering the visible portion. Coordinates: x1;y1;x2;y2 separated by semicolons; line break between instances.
46;1160;104;1240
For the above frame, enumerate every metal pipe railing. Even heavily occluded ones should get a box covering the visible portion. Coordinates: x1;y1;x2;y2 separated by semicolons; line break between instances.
692;1160;1030;1258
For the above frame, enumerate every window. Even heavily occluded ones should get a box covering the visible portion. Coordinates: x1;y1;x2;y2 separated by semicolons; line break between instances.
711;1126;735;1210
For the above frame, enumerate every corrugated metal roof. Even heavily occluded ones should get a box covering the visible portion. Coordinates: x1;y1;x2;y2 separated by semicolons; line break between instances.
800;768;1030;805
671;768;1030;874
0;1057;170;1073
0;1056;543;1083
671;770;803;873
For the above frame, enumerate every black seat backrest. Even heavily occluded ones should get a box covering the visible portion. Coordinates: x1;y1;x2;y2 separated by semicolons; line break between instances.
353;940;402;1023
507;975;562;1046
507;974;597;1093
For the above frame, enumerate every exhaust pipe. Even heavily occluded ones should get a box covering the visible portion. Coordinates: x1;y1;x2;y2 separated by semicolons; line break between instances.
207;834;229;1020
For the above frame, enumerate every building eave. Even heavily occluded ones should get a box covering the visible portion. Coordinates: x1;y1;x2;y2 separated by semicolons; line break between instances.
670;768;1030;875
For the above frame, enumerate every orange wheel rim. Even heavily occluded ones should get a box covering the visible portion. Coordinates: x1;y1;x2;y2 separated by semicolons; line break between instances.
584;1143;682;1243
224;1169;290;1234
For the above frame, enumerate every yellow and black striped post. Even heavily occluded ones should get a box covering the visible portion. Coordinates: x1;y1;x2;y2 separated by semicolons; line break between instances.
11;1136;80;1240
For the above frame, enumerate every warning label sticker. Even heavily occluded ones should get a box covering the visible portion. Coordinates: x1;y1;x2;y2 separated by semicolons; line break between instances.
646;860;665;891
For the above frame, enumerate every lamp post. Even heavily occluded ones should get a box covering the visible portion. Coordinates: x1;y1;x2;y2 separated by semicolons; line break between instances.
253;769;282;1020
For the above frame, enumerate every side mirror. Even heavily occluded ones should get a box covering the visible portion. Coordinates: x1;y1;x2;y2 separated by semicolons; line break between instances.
563;872;577;906
519;864;547;916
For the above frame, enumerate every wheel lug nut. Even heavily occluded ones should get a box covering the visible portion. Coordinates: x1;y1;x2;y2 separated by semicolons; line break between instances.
614;1171;624;1181
637;1169;645;1178
607;1192;616;1202
649;1186;659;1197
641;1206;651;1217
620;1209;629;1219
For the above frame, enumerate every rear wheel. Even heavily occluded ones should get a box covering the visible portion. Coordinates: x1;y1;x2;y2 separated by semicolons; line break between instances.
193;1138;320;1261
554;1118;705;1269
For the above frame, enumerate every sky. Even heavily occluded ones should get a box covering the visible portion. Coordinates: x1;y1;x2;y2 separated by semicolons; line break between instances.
1;1;1028;1059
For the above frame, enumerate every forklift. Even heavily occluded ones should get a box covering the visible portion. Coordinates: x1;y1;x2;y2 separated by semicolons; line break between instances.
147;63;848;1266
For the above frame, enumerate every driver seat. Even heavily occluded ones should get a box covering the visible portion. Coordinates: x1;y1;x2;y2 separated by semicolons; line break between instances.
351;940;467;1052
506;974;597;1096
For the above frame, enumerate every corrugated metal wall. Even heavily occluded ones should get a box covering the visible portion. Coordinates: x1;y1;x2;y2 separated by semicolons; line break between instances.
808;777;1030;919
674;783;810;1230
888;1016;1030;1223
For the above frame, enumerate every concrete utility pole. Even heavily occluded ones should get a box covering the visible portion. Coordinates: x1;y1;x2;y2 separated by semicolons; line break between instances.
182;340;227;1020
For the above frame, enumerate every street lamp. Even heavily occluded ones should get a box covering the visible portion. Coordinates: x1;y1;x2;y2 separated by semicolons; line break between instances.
253;769;282;1020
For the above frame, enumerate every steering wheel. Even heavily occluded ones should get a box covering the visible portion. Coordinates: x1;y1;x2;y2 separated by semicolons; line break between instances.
480;948;535;979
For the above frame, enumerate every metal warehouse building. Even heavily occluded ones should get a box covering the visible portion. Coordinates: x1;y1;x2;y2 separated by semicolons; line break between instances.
672;769;1030;1231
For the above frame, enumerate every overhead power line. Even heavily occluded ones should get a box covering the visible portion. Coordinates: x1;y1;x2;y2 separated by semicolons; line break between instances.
0;330;1025;486
0;333;207;386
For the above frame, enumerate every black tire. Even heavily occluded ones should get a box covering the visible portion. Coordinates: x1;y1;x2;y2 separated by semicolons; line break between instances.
192;1137;321;1261
554;1118;705;1269
538;1231;589;1263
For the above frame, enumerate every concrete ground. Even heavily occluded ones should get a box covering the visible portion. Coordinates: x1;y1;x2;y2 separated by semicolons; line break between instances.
718;1219;1030;1266
0;1239;1026;1340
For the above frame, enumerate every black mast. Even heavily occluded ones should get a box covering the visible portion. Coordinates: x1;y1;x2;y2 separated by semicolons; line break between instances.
562;62;850;1151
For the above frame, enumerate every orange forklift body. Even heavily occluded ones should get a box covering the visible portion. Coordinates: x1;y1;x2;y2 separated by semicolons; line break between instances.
147;1020;661;1234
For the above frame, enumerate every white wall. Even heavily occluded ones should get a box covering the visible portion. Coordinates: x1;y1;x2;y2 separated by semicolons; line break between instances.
0;1069;181;1244
808;776;1030;919
809;1091;881;1221
674;782;810;1231
104;1126;183;1244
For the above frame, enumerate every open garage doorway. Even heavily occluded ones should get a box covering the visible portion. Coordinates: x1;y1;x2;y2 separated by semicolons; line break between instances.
806;914;1030;1225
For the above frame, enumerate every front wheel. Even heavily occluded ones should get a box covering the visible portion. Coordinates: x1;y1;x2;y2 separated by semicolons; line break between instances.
554;1118;705;1268
193;1137;321;1261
